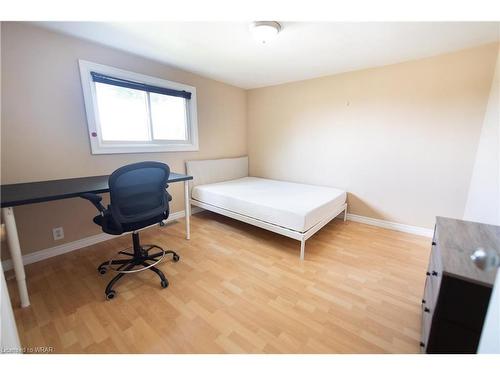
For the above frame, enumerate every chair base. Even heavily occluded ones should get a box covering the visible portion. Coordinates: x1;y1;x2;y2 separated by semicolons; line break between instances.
98;232;179;300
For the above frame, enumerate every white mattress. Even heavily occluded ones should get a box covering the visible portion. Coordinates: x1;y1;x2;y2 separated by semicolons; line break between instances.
191;177;346;233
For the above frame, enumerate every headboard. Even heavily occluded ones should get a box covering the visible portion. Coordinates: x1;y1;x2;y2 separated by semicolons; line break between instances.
185;156;249;190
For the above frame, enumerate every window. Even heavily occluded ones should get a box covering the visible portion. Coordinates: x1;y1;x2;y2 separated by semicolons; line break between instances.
79;60;198;154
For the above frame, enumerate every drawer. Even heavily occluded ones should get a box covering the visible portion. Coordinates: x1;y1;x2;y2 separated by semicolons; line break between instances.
420;278;434;350
429;240;443;275
421;302;433;352
422;277;434;310
431;224;439;251
429;271;442;306
427;242;443;305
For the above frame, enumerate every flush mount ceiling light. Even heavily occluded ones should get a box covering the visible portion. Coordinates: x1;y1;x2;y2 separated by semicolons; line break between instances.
250;21;282;44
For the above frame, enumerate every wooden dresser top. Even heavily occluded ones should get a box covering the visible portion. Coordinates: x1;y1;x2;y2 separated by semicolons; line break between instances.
435;216;500;287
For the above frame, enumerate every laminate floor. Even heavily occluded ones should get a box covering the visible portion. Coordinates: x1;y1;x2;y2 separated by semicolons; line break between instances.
6;211;430;353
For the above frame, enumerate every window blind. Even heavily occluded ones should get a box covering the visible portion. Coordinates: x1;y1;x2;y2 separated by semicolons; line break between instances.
91;72;192;100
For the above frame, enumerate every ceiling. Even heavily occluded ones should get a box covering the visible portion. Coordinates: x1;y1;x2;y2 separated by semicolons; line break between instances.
37;22;500;89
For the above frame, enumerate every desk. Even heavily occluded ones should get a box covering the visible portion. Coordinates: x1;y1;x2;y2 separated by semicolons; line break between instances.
1;172;193;308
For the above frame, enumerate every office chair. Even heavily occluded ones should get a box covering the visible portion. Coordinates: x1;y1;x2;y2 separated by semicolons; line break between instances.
81;161;180;300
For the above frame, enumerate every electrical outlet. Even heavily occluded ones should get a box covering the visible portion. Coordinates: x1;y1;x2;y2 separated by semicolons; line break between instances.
52;227;64;241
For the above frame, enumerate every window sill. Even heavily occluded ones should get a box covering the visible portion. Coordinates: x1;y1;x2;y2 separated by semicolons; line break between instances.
89;143;199;155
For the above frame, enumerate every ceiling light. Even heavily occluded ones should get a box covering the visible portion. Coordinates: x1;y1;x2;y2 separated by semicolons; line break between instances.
250;21;281;44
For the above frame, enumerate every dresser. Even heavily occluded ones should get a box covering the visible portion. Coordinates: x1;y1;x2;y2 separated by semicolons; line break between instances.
421;217;500;353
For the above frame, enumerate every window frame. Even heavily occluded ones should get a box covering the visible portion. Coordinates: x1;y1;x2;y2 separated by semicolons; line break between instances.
78;60;199;154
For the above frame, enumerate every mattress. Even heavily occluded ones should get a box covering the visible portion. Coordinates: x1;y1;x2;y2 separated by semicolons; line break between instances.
191;177;346;233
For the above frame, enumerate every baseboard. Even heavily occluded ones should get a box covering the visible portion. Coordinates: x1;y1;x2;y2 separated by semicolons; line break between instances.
2;207;430;271
1;207;204;272
346;213;434;238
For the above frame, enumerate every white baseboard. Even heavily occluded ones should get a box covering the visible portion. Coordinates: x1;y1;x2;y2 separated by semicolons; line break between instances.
1;207;204;272
2;207;430;272
346;213;433;238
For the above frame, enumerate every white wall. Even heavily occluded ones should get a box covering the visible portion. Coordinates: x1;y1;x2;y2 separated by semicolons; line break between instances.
464;45;500;225
465;45;500;354
479;271;500;353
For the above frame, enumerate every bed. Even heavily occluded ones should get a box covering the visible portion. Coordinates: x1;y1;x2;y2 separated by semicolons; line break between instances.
186;156;347;260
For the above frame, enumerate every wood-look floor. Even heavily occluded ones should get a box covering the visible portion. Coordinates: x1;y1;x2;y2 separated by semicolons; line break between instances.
6;211;430;353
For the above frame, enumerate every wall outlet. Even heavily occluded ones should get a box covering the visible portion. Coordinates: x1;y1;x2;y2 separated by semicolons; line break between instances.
52;227;64;241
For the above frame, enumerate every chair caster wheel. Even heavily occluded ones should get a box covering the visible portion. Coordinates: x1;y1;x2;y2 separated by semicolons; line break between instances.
173;254;180;262
98;266;107;275
106;290;116;300
161;280;169;288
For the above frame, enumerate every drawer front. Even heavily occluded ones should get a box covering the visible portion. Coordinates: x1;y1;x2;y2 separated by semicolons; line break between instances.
431;224;439;249
421;226;440;352
421;303;433;352
428;241;443;306
420;278;434;351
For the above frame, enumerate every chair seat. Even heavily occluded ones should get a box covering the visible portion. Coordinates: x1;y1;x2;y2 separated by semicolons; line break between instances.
93;212;168;235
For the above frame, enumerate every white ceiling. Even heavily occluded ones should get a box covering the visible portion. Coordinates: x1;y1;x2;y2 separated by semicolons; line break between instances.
37;22;499;89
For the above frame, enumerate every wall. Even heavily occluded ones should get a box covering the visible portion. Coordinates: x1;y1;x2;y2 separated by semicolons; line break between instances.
463;45;500;355
464;45;500;225
2;22;498;258
0;26;18;354
1;22;247;256
247;43;499;228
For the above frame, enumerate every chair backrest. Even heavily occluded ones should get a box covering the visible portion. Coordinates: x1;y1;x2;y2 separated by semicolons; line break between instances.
108;161;170;224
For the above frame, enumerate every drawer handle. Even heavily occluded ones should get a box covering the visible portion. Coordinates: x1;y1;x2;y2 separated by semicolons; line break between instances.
420;342;425;348
432;271;438;276
422;299;426;304
432;241;436;246
426;272;431;276
424;307;430;313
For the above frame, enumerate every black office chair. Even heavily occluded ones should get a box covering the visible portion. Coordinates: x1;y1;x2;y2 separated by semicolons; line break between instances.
81;161;180;300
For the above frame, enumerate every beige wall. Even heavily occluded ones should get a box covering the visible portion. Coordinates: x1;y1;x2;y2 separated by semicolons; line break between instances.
1;22;247;256
2;22;498;259
464;45;500;225
247;43;499;228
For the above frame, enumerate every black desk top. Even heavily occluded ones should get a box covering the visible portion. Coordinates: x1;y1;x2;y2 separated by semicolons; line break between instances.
0;172;192;208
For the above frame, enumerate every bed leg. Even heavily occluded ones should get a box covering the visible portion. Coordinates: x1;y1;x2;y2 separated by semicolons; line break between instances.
300;239;305;261
344;206;347;222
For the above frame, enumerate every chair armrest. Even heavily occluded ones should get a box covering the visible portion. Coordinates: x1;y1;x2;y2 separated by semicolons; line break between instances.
80;193;105;213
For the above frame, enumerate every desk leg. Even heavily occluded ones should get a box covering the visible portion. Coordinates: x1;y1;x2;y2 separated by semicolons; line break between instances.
184;180;191;240
2;207;30;308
